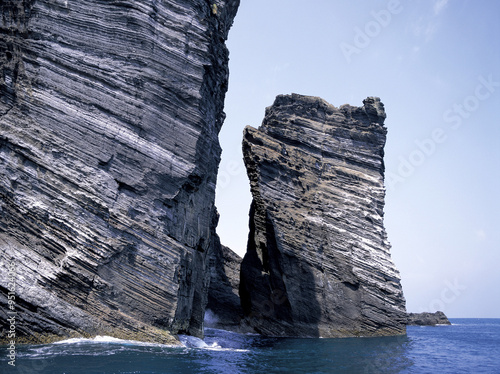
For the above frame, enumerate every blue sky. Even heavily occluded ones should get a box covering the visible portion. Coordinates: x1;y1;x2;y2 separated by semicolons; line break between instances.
215;0;500;318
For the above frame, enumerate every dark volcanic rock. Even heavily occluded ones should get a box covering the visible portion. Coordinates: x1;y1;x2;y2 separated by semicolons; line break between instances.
0;0;239;344
407;311;451;326
207;238;243;330
240;94;407;338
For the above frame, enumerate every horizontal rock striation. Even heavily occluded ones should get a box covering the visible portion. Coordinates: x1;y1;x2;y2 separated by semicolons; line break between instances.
407;311;451;326
0;0;239;344
240;94;406;338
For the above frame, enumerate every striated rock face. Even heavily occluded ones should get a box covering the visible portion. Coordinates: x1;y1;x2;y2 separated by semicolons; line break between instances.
407;311;451;326
240;94;406;338
0;0;239;344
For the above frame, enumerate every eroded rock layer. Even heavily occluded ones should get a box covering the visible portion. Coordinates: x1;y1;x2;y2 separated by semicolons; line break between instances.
0;0;239;344
240;94;406;338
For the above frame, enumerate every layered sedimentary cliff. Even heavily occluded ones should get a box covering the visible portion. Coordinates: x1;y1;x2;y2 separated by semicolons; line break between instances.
0;0;239;344
240;94;407;338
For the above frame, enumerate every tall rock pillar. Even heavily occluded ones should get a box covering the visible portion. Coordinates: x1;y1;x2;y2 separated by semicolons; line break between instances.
240;94;406;338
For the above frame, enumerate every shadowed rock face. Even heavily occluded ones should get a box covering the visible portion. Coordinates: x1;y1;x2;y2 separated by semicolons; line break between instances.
240;94;407;338
207;238;243;330
0;0;239;344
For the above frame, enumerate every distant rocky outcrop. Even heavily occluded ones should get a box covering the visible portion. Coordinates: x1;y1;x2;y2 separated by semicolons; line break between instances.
0;0;239;344
407;311;451;326
240;94;407;338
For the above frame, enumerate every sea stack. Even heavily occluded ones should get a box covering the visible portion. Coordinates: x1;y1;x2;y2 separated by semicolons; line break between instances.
0;0;239;344
240;94;407;337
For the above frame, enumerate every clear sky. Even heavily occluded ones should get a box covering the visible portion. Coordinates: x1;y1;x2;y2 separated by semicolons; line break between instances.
215;0;500;318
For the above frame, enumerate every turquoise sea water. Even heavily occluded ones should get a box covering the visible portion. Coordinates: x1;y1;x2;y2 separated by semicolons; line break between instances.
1;319;499;373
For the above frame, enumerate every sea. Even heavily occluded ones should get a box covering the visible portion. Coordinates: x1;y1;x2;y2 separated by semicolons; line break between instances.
1;319;499;374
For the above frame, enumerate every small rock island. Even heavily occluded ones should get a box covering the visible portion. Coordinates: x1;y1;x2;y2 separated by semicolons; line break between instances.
407;311;452;326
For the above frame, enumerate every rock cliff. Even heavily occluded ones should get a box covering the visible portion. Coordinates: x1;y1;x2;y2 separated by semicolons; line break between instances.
0;0;239;344
240;94;407;338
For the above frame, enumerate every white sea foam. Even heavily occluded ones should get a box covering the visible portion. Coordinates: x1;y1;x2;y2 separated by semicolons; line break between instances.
53;336;178;348
93;336;131;343
179;332;250;352
48;330;251;353
53;337;94;345
178;335;212;349
205;346;249;352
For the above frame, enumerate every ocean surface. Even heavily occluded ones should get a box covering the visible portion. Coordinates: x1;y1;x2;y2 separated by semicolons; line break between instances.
2;319;499;373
